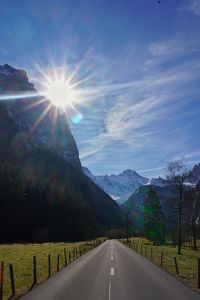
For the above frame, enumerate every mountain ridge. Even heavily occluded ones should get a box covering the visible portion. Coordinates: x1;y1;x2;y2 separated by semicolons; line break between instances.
83;167;149;204
83;164;200;204
0;64;125;241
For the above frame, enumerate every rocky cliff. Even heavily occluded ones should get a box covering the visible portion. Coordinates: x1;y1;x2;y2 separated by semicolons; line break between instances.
0;64;81;170
0;64;125;241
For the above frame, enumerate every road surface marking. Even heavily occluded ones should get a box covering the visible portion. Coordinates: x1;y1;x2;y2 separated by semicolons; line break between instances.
111;256;113;261
109;279;111;300
110;267;114;276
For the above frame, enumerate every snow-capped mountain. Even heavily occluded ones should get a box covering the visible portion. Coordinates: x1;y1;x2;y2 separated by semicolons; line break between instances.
83;167;149;204
83;163;200;205
122;163;200;226
146;176;168;187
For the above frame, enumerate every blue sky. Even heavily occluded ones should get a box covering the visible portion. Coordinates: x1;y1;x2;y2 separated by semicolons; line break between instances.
0;0;200;177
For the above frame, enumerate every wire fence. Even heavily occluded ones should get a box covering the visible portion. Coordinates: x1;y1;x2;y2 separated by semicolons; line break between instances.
120;238;200;291
0;239;105;300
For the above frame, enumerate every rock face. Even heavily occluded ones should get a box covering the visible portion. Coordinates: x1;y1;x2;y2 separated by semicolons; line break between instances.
190;163;200;182
0;64;81;170
83;167;149;204
0;64;125;240
0;64;35;91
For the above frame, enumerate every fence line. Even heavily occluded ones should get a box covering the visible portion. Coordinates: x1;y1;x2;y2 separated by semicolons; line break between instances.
121;239;200;289
0;261;4;300
1;239;105;299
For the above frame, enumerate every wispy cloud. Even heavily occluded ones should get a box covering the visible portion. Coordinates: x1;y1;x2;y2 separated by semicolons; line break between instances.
137;166;165;174
63;18;200;176
137;159;200;176
77;40;200;168
179;0;200;16
149;39;185;57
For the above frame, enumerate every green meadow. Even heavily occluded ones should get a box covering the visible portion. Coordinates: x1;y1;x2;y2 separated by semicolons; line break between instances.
0;241;100;299
124;238;200;292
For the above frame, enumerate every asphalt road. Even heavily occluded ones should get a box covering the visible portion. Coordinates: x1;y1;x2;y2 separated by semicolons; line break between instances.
21;240;200;300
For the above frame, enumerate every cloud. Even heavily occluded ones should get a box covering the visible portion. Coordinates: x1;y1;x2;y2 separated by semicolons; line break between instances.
77;48;200;170
184;151;200;159
137;166;165;174
179;0;200;16
149;39;184;57
64;26;200;176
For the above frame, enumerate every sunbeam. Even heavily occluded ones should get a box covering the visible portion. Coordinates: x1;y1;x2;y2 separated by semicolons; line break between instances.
0;91;42;101
29;103;53;135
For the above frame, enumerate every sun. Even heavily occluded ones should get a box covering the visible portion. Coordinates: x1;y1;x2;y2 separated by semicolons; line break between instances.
45;79;74;107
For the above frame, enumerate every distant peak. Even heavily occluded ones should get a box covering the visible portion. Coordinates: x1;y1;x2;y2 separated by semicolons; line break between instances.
122;169;137;175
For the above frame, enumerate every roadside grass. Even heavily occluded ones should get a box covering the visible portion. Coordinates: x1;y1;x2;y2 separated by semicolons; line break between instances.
125;237;200;291
0;240;103;299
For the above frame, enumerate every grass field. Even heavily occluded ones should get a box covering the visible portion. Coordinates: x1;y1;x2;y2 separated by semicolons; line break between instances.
123;237;200;291
0;240;102;300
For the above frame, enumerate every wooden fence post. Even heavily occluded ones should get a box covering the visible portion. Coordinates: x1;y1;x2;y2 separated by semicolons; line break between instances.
9;264;15;296
151;248;153;261
64;249;67;266
57;254;60;271
141;245;143;254
69;252;71;263
0;262;4;300
33;256;37;285
73;247;75;261
145;246;147;257
48;254;51;278
160;252;163;267
173;257;179;275
198;258;200;289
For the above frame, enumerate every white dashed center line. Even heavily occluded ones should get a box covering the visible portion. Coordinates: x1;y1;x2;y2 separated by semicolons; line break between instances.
110;267;114;276
109;279;111;300
109;241;114;300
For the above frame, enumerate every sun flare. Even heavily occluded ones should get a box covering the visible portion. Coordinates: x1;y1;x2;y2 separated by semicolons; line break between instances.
45;80;74;107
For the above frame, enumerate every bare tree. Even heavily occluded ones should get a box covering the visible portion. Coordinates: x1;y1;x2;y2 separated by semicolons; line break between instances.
167;160;189;255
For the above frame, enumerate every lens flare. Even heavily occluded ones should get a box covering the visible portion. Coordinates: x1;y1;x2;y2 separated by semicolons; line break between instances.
71;113;83;124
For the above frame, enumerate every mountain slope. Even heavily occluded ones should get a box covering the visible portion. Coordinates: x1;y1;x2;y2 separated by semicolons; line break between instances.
122;163;200;234
0;63;81;169
83;167;149;204
0;64;125;241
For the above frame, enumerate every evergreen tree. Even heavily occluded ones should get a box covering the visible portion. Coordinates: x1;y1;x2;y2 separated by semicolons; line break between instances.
144;188;165;245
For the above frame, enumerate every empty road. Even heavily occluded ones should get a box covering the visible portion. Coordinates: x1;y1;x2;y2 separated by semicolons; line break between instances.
21;240;200;300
